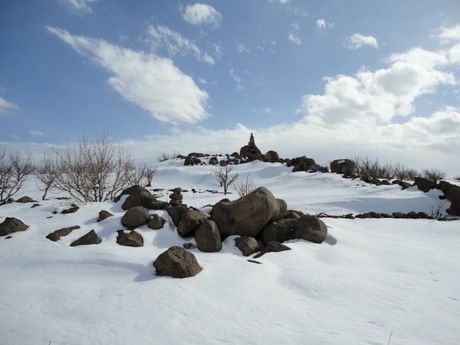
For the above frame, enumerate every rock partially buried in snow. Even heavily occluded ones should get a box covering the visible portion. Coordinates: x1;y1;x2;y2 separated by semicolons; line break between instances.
262;215;328;245
253;241;291;259
70;230;101;247
153;246;202;278
116;230;143;247
148;214;166;230
46;225;80;241
0;217;29;237
121;206;150;229
234;236;260;257
211;187;286;238
98;210;113;222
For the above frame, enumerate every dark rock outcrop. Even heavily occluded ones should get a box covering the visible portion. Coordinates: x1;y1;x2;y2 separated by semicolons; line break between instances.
148;214;166;230
438;181;460;216
195;220;222;252
0;217;29;237
211;187;286;238
177;209;207;237
330;159;356;176
115;186;167;211
234;236;260;257
153;246;202;278
70;230;101;247
116;230;144;247
413;177;438;193
16;196;36;203
46;225;80;241
121;206;150;229
262;215;328;245
240;133;263;161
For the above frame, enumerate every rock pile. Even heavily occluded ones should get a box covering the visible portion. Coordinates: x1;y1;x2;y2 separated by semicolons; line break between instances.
169;187;184;206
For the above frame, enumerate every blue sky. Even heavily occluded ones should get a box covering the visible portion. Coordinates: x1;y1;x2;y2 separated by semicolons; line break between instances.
1;0;460;175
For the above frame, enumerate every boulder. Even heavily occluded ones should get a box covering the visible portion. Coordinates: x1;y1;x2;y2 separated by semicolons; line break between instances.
114;185;167;211
62;205;79;214
16;196;36;203
291;156;324;173
153;246;202;278
177;209;208;237
262;215;328;245
234;236;260;257
0;217;29;237
148;214;166;230
98;210;113;222
330;159;356;176
211;187;285;238
438;181;460;216
239;133;263;161
392;212;406;219
413;177;438;193
46;225;80;241
165;205;189;227
195;220;222;252
116;230;143;247
121;206;150;229
70;230;101;247
253;241;291;259
264;150;280;163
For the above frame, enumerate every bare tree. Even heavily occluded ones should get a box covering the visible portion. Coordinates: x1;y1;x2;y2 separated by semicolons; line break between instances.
0;149;35;202
35;152;58;200
422;169;446;184
129;163;157;187
234;173;256;197
51;134;139;202
213;165;239;195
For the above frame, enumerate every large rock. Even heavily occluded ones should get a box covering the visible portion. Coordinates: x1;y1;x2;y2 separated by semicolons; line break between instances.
70;230;101;247
330;159;356;176
165;205;189;226
116;230;144;247
0;217;29;237
195;220;222;252
211;187;286;238
148;214;166;230
264;150;280;163
46;225;80;241
413;177;438;193
234;236;260;257
114;185;167;211
262;215;328;245
177;209;207;237
153;246;202;278
438;181;460;216
121;206;150;229
239;133;262;161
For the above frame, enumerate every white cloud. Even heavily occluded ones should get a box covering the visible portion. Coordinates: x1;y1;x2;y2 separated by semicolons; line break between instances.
316;19;334;30
436;24;460;44
47;26;209;125
147;25;215;65
236;43;250;54
298;47;455;126
346;33;379;50
287;34;301;45
29;130;44;136
229;69;243;91
57;0;96;13
0;96;18;114
181;3;222;28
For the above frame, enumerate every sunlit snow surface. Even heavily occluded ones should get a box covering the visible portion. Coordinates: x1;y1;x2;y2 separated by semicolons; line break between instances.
1;159;459;345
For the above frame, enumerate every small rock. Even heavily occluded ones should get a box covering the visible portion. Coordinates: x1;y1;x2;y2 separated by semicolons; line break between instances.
148;214;166;230
0;217;29;237
153;246;202;278
116;230;143;247
234;236;259;257
253;241;291;259
62;205;79;214
98;210;113;222
46;226;80;241
70;230;101;247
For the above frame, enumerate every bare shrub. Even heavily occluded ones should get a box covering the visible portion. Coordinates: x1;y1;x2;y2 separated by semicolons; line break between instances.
234;173;256;197
422;168;446;184
352;156;384;178
129;163;157;187
157;151;181;162
0;149;34;202
35;152;59;200
213;165;239;195
52;134;140;202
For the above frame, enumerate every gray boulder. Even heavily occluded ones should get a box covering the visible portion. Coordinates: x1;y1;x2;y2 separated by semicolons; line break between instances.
253;241;291;258
0;217;29;237
211;187;285;238
116;230;143;247
413;177;438;193
264;150;280;163
165;205;189;227
98;210;113;222
330;159;356;176
438;181;460;216
234;236;260;257
262;215;328;245
115;185;167;211
148;214;166;230
153;246;202;278
121;206;150;229
46;225;80;241
70;230;101;247
195;220;222;252
177;209;207;237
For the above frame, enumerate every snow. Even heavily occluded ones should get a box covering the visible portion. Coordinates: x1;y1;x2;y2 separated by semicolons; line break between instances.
1;159;459;345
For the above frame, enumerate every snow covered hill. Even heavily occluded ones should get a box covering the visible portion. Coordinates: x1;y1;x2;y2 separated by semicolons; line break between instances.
1;159;459;345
